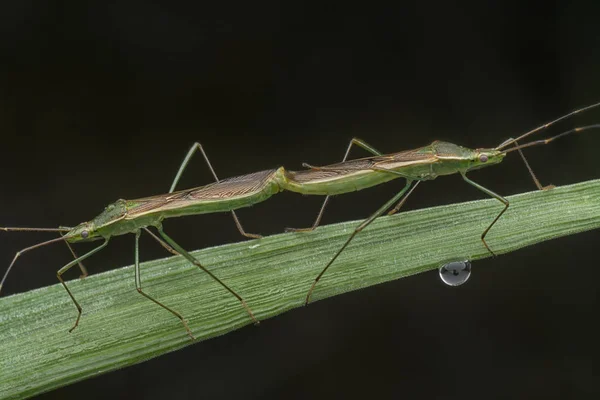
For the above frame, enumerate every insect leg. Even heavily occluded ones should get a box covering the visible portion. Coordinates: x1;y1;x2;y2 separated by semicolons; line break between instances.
0;236;64;295
170;142;261;239
504;138;554;190
134;230;195;340
461;173;509;256
56;239;110;332
156;224;259;325
367;167;419;216
286;138;385;232
143;227;179;256
306;179;417;305
59;227;88;278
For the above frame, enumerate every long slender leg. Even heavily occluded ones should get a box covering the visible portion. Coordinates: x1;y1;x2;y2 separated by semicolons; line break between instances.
155;224;259;324
171;142;260;239
143;227;179;256
0;235;66;294
388;182;418;216
461;173;509;256
507;138;554;191
58;226;88;278
57;239;110;332
286;138;384;232
306;180;418;305
365;167;416;216
63;241;88;278
134;230;195;340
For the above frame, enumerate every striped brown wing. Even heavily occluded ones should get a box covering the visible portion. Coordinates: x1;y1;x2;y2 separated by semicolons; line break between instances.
184;169;279;200
127;169;280;214
288;147;434;183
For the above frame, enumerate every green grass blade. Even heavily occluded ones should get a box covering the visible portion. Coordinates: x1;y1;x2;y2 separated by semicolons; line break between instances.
1;179;599;399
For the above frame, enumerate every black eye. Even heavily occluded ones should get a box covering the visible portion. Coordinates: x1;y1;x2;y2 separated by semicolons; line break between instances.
479;154;488;163
81;230;89;239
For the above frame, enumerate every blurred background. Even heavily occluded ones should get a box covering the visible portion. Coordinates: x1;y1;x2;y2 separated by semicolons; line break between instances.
0;2;599;399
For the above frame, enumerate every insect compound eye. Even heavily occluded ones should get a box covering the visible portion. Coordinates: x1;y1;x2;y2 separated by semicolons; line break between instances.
81;230;89;239
479;154;488;163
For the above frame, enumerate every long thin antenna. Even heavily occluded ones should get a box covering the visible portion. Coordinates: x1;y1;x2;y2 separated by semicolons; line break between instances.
496;101;600;150
0;227;72;232
502;125;600;154
0;236;67;294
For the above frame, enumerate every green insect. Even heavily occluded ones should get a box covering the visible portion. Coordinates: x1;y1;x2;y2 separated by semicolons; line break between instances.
2;102;598;339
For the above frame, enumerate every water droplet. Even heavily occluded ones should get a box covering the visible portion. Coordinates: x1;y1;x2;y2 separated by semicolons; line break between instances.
439;260;471;286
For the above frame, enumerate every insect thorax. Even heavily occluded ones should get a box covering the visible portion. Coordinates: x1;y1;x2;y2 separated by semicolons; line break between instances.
429;141;476;176
431;141;473;158
92;199;128;229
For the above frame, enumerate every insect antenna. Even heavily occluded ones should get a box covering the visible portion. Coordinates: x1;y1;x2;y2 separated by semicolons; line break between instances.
1;227;72;232
501;124;600;154
496;101;600;150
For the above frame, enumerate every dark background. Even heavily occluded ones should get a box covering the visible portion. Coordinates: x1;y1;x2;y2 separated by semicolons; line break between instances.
1;2;599;399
